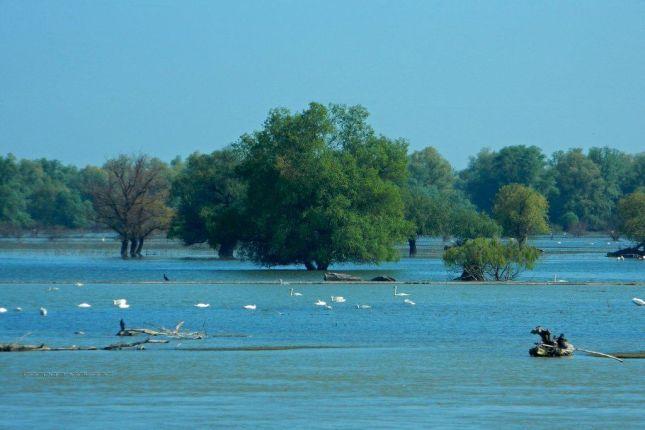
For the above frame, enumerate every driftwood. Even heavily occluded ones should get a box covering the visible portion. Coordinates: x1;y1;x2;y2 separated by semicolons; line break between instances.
116;320;205;339
324;272;363;282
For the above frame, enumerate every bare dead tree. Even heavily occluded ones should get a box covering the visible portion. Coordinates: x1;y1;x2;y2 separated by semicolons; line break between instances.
86;155;173;258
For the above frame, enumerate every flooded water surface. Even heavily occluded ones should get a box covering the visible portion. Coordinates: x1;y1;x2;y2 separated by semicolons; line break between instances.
0;236;643;428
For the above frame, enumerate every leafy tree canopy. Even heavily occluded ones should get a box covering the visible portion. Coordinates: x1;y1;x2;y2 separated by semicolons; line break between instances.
493;184;549;244
168;148;245;257
443;237;540;281
460;145;550;213
236;103;412;270
617;190;645;246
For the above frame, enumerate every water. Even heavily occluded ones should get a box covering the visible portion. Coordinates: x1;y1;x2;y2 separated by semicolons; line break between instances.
0;236;643;428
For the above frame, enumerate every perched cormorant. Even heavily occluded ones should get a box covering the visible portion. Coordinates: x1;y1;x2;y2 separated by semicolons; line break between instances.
163;273;169;282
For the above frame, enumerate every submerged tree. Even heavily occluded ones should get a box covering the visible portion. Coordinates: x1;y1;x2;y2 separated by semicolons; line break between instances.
168;148;245;258
613;190;645;256
236;103;411;270
404;147;458;255
443;238;540;281
86;155;173;258
493;184;549;245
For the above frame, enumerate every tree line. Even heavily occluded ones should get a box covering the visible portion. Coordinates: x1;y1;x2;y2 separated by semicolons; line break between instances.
1;103;643;274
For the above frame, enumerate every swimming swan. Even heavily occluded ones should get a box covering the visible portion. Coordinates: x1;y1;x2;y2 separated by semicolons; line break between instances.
40;307;48;316
243;304;257;310
314;299;327;306
289;288;302;296
633;298;645;306
331;296;346;303
194;303;210;308
77;303;92;308
393;286;410;297
403;299;416;306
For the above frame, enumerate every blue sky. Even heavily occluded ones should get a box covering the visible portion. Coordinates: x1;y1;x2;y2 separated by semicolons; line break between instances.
1;0;643;169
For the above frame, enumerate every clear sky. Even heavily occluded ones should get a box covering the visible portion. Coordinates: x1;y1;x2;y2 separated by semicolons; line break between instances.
1;1;643;169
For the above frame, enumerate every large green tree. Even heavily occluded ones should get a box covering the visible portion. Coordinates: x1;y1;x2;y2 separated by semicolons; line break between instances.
493;184;549;245
617;190;645;247
404;146;458;255
168;148;245;258
236;103;411;270
549;149;613;230
460;145;550;213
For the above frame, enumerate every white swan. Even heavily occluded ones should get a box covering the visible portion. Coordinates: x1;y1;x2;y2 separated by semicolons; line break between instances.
289;288;302;296
279;279;290;285
77;303;92;308
117;302;130;309
356;304;371;309
404;298;416;306
243;304;257;310
393;286;410;297
331;296;346;303
113;299;127;306
47;287;59;292
324;304;333;310
632;298;645;306
194;303;210;308
75;282;84;287
14;307;22;312
0;307;7;313
314;299;327;306
40;307;47;316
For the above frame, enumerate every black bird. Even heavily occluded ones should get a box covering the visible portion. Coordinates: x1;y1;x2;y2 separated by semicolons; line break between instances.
119;319;126;331
163;273;169;282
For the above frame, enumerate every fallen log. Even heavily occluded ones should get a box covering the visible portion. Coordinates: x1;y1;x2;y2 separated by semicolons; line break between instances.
116;320;206;339
324;272;363;282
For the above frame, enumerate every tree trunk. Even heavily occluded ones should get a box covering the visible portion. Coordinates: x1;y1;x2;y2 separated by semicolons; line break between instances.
129;238;138;258
304;261;316;271
315;261;329;271
218;241;236;259
408;238;417;257
120;239;129;259
135;237;144;257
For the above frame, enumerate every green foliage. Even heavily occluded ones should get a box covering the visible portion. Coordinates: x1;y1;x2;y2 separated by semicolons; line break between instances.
236;103;412;270
617;191;645;245
559;211;579;232
449;207;501;244
407;147;454;191
493;184;549;244
0;155;93;232
460;145;550;213
549;149;613;230
168;148;245;256
443;238;540;281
